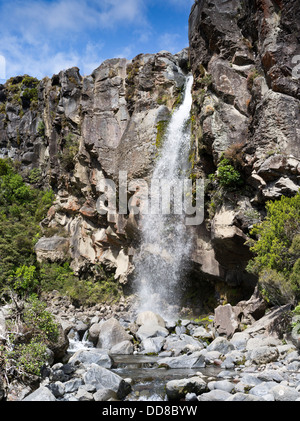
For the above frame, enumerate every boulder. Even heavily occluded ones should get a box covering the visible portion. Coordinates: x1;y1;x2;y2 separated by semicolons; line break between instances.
96;318;132;350
83;364;131;399
230;332;250;351
214;304;240;338
135;311;166;328
207;336;235;354
243;304;292;338
88;323;102;344
197;389;232;401
135;322;169;342
248;346;279;365
68;349;112;368
271;385;300;401
157;351;206;369
166;376;207;400
23;386;57;401
110;340;134;355
140;337;165;354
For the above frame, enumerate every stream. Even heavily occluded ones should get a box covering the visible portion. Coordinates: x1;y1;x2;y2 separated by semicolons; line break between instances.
68;334;223;402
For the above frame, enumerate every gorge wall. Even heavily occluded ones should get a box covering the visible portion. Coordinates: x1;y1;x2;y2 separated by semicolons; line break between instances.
0;0;299;315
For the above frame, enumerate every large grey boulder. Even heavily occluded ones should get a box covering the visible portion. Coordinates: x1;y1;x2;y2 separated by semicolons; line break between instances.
83;364;131;399
271;385;300;401
110;340;134;355
197;389;232;401
140;337;165;354
136;322;169;342
214;304;240;338
157;351;206;369
68;348;112;368
96;318;132;350
207;336;235;355
248;346;279;365
135;311;166;327
166;376;207;400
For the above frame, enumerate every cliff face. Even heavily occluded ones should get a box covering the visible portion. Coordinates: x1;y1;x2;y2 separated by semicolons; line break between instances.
0;50;189;284
0;0;299;311
188;0;300;301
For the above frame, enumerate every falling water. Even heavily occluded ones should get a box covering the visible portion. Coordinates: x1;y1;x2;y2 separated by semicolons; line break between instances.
133;75;194;319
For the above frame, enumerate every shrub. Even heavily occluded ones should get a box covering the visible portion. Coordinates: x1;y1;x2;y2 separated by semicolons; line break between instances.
247;193;300;275
247;192;300;305
0;159;54;294
217;158;243;188
0;295;59;379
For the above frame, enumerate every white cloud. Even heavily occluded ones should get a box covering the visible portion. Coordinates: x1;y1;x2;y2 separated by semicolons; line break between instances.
0;0;148;79
158;32;182;54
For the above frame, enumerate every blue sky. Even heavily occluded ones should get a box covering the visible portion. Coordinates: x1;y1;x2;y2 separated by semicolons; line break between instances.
0;0;194;82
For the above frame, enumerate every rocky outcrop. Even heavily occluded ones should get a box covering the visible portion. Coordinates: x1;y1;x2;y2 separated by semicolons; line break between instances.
188;0;300;292
0;50;189;285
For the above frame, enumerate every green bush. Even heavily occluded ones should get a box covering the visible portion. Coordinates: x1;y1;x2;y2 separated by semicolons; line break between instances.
0;295;59;378
217;158;243;188
39;262;120;306
0;159;54;295
247;192;300;305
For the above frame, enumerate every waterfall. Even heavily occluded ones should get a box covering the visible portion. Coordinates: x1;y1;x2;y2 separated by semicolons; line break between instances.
133;75;194;319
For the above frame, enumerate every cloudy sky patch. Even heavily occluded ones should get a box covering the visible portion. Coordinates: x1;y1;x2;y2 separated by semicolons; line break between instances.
0;0;193;81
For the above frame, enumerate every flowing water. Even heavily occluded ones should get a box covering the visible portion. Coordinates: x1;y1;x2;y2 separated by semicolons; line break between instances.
65;76;206;402
133;75;194;319
67;336;222;402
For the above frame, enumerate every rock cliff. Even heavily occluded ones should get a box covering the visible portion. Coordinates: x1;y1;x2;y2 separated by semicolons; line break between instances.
0;0;299;313
188;0;300;305
0;50;189;291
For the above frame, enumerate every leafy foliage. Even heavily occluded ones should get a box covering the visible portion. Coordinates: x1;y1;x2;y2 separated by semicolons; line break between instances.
0;159;54;295
247;193;300;305
217;158;243;188
0;295;59;378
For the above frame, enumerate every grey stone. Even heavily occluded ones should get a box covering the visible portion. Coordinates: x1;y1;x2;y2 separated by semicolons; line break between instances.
249;381;278;397
83;364;131;399
93;389;119;401
230;332;250;351
166;377;207;400
96;318;132;350
207;336;235;355
64;378;83;394
226;393;262;401
136;322;169;342
110;340;134;355
135;311;166;327
140;337;165;354
208;380;235;393
23;386;57;401
68;348;112;368
157;351;206;369
249;346;279;365
197;389;232;401
271;384;300;401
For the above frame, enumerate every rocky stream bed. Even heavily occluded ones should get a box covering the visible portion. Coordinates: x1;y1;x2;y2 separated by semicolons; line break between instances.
5;289;299;402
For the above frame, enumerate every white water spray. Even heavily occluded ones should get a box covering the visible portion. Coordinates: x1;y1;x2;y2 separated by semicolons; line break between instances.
134;75;194;319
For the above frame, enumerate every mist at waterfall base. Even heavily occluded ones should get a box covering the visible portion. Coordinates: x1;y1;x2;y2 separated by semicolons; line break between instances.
133;75;194;320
